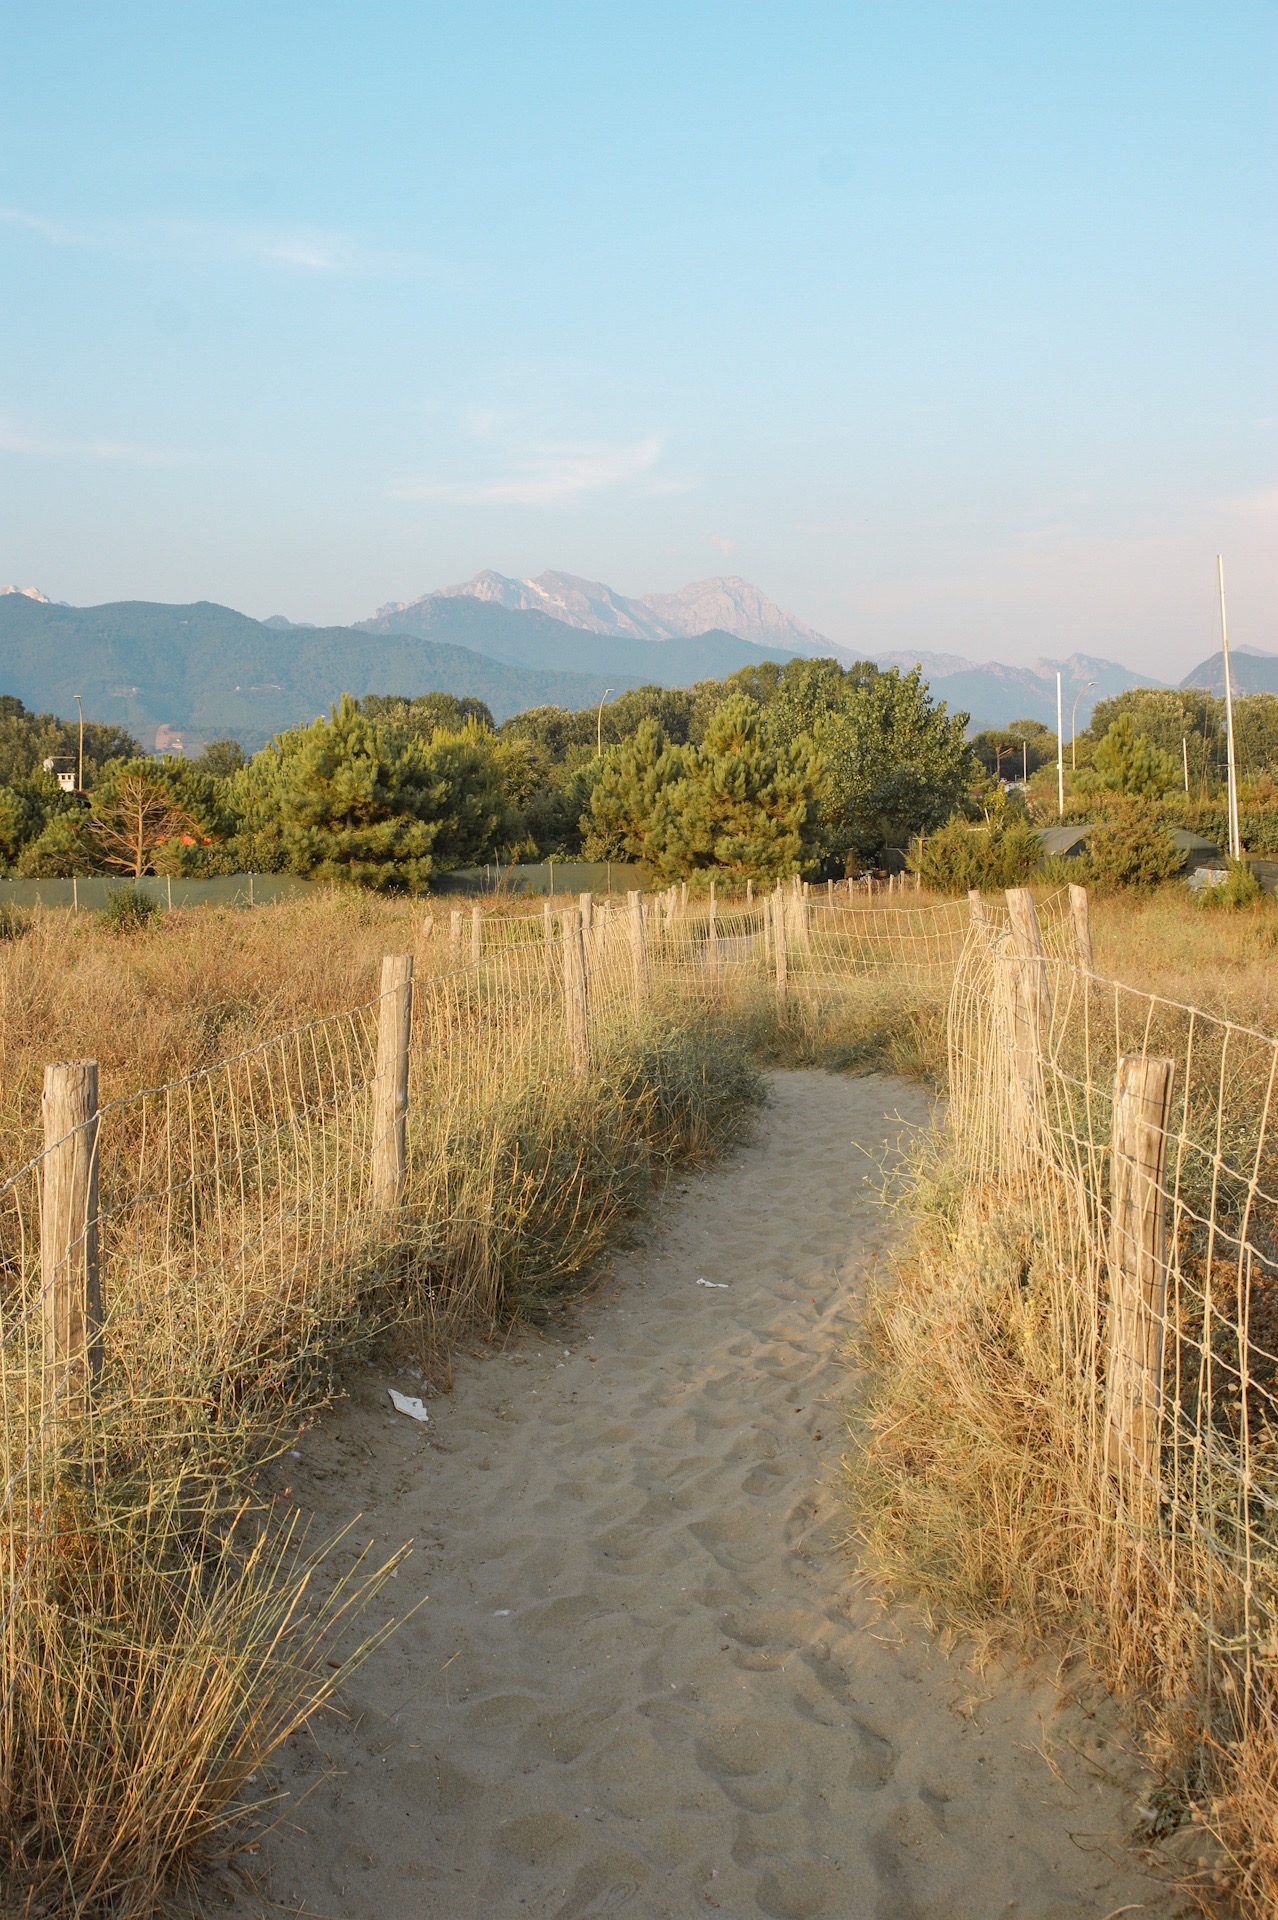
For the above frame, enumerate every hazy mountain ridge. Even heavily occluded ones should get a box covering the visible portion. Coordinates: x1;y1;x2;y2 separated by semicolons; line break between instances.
376;569;841;657
0;595;635;747
357;592;799;685
1181;648;1278;696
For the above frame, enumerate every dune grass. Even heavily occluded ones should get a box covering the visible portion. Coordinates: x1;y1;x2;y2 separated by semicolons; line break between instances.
846;885;1278;1913
0;893;772;1916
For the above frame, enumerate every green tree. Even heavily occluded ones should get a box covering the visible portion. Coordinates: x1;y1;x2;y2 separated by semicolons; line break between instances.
788;665;974;869
1087;799;1182;890
16;810;97;877
911;810;1043;894
583;719;689;863
189;738;248;779
0;694;139;788
363;692;496;737
652;696;823;880
971;721;1055;781
1084;714;1178;797
231;695;515;890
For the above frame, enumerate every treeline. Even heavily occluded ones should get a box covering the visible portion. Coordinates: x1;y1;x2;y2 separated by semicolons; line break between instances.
5;673;1278;892
0;662;974;888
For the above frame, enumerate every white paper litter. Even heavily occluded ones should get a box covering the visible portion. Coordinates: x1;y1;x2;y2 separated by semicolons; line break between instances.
696;1277;730;1289
388;1388;431;1423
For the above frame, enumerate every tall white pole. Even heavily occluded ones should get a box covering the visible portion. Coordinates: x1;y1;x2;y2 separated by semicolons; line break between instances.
1056;671;1064;818
1218;555;1241;861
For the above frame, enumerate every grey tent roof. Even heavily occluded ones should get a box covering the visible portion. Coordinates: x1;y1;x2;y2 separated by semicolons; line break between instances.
1034;823;1223;866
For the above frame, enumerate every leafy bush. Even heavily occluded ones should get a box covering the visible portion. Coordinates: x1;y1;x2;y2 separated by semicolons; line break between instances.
0;902;29;940
1198;857;1265;911
1086;801;1181;891
910;813;1041;894
99;884;164;934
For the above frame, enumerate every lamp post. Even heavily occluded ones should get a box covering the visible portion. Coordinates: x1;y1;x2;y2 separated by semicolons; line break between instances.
73;693;84;793
1070;681;1095;771
597;689;613;757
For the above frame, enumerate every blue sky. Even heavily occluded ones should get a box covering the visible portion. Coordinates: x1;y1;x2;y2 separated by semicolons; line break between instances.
1;1;1273;675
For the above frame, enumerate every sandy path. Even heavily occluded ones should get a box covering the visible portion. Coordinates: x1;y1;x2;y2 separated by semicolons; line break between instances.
229;1071;1181;1920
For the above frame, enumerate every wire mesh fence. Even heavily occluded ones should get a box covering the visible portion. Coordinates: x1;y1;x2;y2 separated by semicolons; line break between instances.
948;884;1278;1753
14;876;1278;1876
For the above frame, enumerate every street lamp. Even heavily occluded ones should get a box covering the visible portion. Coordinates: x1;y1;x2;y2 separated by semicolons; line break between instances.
597;689;613;757
73;693;84;792
1070;681;1096;771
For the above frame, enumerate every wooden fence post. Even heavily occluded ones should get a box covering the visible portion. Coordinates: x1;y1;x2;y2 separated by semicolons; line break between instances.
563;908;590;1072
449;908;463;960
627;890;648;1001
773;881;788;1005
707;881;718;979
371;955;413;1211
471;905;483;965
1069;883;1093;972
578;891;593;937
1004;887;1050;1147
968;887;986;923
763;889;773;969
1104;1054;1176;1486
41;1061;102;1424
746;877;753;908
543;898;554;954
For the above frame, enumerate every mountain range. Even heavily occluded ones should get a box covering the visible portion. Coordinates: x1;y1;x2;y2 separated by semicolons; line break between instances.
0;570;1271;753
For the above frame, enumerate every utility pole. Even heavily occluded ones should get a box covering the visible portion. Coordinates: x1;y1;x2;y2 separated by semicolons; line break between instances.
1218;555;1241;861
1070;681;1095;771
74;693;84;793
597;689;613;758
1056;672;1064;818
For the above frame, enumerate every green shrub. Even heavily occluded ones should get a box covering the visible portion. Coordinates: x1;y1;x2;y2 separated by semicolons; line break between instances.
910;814;1041;895
1086;801;1181;892
1198;858;1265;911
0;902;29;941
99;885;164;934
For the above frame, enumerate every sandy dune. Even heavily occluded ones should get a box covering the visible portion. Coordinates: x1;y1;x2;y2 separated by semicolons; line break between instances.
226;1071;1182;1919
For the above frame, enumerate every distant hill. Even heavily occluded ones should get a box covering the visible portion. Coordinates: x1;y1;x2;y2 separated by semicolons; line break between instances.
0;580;1183;753
875;651;1165;730
0;595;639;747
356;591;799;684
1180;647;1278;697
378;568;840;657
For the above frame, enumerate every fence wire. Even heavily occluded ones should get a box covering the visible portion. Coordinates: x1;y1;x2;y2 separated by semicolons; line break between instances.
21;881;1268;1782
949;891;1278;1742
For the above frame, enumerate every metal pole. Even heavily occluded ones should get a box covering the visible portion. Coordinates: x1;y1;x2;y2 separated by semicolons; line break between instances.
74;694;84;792
1056;672;1064;818
1070;681;1095;771
1218;555;1241;861
597;689;613;757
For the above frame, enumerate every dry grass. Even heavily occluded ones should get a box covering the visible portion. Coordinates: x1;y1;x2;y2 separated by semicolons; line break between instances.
847;888;1278;1914
0;890;782;1916
1089;889;1278;1032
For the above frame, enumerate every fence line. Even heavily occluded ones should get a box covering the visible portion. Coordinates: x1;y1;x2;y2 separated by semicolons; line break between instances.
948;886;1278;1748
7;879;1274;1806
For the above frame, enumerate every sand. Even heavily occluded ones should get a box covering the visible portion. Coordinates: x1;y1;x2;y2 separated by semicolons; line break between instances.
225;1070;1184;1920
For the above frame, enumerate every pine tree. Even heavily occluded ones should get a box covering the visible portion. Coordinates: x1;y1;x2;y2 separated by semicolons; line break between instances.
650;696;822;880
230;695;515;890
1089;714;1177;797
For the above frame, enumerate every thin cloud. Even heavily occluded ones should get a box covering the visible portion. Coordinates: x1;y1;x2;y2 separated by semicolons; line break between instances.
705;531;738;557
389;435;691;506
0;205;454;282
0;420;182;466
